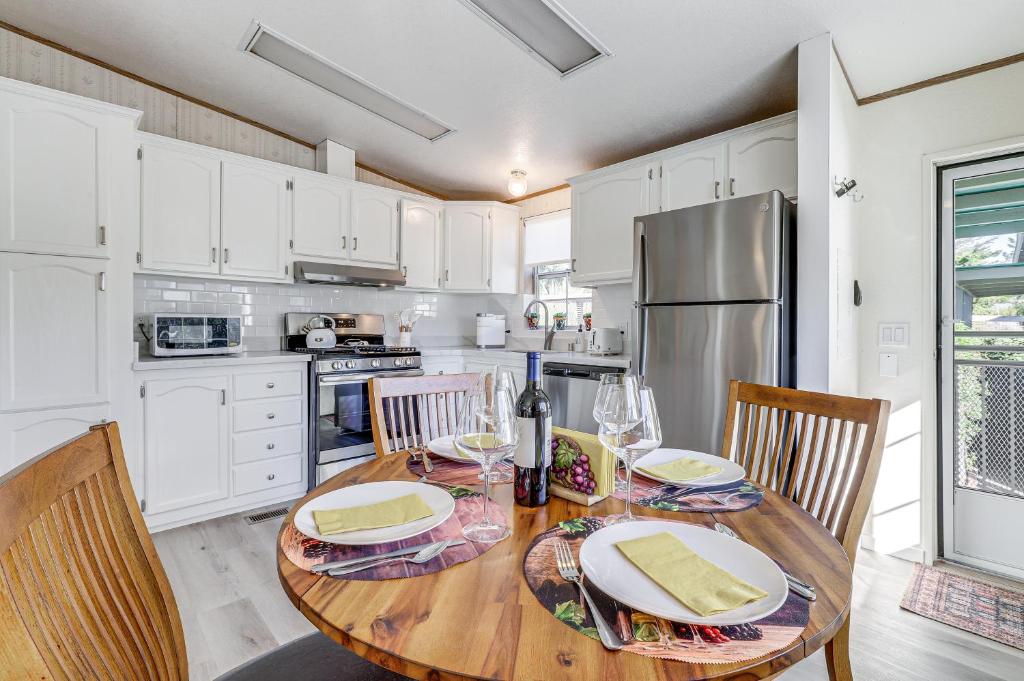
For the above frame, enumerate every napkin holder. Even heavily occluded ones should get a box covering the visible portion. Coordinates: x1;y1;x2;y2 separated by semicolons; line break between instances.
549;427;615;507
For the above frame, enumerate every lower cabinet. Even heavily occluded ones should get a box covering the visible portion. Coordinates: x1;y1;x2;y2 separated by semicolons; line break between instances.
139;361;308;531
420;356;465;376
0;404;110;474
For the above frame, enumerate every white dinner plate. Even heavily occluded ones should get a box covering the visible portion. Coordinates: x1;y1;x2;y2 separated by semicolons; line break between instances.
428;435;475;464
579;520;788;625
293;480;455;545
632;448;746;488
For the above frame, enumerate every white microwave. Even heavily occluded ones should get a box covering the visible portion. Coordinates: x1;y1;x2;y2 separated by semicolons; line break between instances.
150;314;243;356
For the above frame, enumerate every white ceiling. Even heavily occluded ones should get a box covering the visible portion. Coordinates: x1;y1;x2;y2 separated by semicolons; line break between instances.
2;1;1023;199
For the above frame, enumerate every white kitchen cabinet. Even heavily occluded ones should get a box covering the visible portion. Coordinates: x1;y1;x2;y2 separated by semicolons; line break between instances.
420;356;465;376
220;161;291;280
444;203;491;292
292;173;351;259
0;405;109;473
0;91;110;258
0;253;109;411
489;204;520;294
726;118;798;199
660;144;726;211
142;375;229;515
140;142;221;274
570;164;652;285
350;186;400;266
400;199;443;289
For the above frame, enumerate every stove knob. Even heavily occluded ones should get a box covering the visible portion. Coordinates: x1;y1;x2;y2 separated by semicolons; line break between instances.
331;361;343;370
370;359;382;368
404;357;414;366
394;358;404;367
345;360;356;369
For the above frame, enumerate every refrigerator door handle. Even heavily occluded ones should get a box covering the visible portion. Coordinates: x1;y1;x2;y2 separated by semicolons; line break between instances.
632;222;648;380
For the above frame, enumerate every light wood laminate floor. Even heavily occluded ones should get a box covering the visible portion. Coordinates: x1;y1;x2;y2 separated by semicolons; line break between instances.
153;508;1024;681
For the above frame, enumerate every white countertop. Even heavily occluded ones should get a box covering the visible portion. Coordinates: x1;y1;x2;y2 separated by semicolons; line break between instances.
419;346;631;369
133;350;311;371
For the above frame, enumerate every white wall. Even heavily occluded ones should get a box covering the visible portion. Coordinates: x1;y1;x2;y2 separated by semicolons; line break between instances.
852;60;1024;561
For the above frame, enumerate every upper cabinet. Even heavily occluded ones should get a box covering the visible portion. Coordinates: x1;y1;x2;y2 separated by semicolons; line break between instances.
350;187;399;267
220;161;291;281
571;164;652;285
292;173;351;259
140;142;220;274
489;204;519;295
444;204;491;292
0;91;110;258
661;144;726;212
569;113;796;286
726;118;797;199
400;199;442;289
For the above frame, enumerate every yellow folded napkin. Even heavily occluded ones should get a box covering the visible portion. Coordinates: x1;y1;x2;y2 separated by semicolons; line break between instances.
312;494;434;535
637;457;721;482
615;532;768;617
551;428;617;497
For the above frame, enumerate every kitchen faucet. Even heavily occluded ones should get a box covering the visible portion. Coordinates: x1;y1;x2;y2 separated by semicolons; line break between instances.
524;300;555;350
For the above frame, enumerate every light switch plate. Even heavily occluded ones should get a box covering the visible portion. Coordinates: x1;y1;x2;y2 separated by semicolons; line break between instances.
879;352;899;377
879;323;909;347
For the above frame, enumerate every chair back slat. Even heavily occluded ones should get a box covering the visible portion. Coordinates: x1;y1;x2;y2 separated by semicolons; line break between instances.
369;373;485;456
0;423;187;680
721;380;890;561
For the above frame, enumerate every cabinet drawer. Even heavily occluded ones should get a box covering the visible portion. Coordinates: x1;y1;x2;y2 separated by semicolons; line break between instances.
233;454;302;496
232;397;302;432
232;425;304;465
233;369;303;401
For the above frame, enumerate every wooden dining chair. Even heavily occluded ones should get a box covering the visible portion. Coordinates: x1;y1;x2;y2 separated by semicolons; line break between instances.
0;423;405;680
719;380;890;681
368;372;484;456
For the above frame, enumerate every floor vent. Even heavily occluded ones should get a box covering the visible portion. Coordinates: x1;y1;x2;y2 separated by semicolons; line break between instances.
243;505;291;525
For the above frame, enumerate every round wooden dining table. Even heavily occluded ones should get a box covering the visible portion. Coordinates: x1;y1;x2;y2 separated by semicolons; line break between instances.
277;454;853;680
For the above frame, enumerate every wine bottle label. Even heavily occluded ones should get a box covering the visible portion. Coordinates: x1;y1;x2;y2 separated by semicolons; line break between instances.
514;416;552;468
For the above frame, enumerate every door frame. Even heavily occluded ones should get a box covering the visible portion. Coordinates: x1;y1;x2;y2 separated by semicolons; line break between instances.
920;134;1024;567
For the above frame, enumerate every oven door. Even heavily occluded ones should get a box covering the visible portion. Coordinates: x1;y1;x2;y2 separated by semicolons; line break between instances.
315;369;424;465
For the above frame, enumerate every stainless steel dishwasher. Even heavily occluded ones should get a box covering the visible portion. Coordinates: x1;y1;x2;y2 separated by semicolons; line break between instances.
542;362;627;434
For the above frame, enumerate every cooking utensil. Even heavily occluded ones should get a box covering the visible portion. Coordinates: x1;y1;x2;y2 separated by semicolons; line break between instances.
305;315;336;349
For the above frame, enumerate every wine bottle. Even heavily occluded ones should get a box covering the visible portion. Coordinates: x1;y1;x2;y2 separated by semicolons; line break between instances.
514;351;551;507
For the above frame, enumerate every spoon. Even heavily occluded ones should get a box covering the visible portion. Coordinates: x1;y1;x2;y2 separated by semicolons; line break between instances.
327;539;453;576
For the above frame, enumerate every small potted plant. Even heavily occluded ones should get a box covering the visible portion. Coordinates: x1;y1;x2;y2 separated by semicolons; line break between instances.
553;312;567;331
526;311;540;330
583;312;592;331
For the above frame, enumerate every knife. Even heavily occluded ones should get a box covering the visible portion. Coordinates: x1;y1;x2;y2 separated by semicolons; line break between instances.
311;540;466;573
713;523;816;601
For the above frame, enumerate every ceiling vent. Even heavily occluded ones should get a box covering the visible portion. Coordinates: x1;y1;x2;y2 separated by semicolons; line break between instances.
239;22;454;142
458;0;611;78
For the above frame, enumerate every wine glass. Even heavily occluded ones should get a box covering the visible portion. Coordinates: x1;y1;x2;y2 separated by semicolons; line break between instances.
593;374;640;493
472;366;518;483
454;388;518;543
598;378;659;522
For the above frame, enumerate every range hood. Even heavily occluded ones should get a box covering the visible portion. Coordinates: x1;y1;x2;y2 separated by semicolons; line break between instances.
293;261;406;287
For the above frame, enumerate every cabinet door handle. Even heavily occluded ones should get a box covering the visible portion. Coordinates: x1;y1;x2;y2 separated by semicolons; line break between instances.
266;443;275;450
571;258;577;272
98;225;107;246
97;272;107;291
402;266;408;277
267;412;276;420
353;236;358;251
341;235;346;250
267;473;276;481
729;178;736;196
714;181;721;200
211;247;217;263
266;382;275;389
445;269;449;282
220;389;226;405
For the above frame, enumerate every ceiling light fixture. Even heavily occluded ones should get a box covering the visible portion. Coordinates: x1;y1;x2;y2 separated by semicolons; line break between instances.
239;21;454;142
459;0;611;78
507;170;528;197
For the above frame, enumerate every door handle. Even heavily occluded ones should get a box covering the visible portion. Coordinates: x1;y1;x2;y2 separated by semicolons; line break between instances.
220;389;226;405
403;266;408;277
267;412;276;420
341;235;347;250
223;248;230;263
729;178;736;196
211;247;217;263
97;272;107;291
353;236;358;251
98;225;107;246
714;181;721;200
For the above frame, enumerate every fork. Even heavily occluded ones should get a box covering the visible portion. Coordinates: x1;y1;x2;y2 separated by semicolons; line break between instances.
553;540;624;651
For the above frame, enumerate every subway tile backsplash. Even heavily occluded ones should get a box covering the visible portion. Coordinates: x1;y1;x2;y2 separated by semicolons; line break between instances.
134;274;501;352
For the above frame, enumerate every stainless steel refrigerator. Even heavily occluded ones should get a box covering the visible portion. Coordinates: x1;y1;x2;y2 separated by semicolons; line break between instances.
633;191;795;455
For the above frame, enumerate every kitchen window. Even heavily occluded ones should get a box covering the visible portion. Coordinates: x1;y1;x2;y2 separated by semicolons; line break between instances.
523;209;592;330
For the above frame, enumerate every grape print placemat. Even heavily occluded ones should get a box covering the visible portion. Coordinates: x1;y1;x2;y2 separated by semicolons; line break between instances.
613;475;764;513
522;516;808;664
282;487;507;581
405;449;513;486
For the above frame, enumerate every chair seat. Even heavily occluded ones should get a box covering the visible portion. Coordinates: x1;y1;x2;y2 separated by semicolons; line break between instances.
217;632;408;681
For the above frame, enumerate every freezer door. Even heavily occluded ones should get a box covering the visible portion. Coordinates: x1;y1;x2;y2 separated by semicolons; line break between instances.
637;191;785;304
638;303;781;456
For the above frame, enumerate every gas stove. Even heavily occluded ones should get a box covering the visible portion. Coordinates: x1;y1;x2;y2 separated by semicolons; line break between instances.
284;312;421;374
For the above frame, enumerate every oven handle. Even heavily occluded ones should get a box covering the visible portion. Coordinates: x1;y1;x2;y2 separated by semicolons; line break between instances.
318;369;425;385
